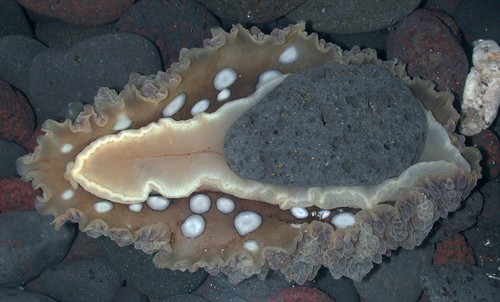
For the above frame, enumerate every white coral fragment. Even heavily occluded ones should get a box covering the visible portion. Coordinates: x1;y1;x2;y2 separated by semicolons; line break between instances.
459;39;500;136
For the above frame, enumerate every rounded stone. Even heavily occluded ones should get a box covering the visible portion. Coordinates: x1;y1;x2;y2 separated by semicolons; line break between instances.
0;0;32;37
0;211;76;287
286;0;421;34
0;288;57;302
197;0;305;23
0;80;35;142
28;33;161;120
387;9;469;97
115;0;219;66
0;35;46;96
17;0;134;26
0;176;37;212
225;62;427;186
25;257;121;302
0;139;26;178
95;236;207;299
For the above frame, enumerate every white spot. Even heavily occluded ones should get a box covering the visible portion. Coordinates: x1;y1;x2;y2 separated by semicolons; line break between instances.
331;212;356;229
113;113;132;131
162;93;186;117
279;46;299;64
190;194;211;214
128;203;143;212
146;196;170;211
317;210;331;219
256;70;283;90
290;207;309;219
243;240;259;252
216;197;235;213
290;223;303;228
234;211;262;236
93;201;113;213
217;88;231;101
213;67;237;90
61;189;74;200
181;214;205;238
191;99;210;115
60;143;74;153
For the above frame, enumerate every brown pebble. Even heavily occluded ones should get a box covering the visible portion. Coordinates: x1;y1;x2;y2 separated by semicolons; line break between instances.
387;9;469;97
0;81;35;143
0;176;38;213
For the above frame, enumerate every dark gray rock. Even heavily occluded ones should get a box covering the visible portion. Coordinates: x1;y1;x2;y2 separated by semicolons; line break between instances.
0;288;57;302
0;211;76;287
35;20;117;48
196;0;305;24
420;264;498;302
26;257;122;302
477;178;500;229
195;272;276;301
0;0;32;37
386;9;468;98
463;225;500;281
315;270;360;302
95;236;207;300
110;286;149;302
158;294;210;302
0;35;47;95
353;244;434;302
29;33;161;120
233;272;291;301
225;62;427;186
0;138;26;177
454;0;500;46
329;30;388;59
286;0;421;34
115;0;219;66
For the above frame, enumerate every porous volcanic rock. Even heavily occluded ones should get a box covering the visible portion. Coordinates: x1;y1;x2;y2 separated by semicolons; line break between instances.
225;62;427;186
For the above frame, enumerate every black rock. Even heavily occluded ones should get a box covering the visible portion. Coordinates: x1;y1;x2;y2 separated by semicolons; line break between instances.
0;138;26;178
420;264;498;302
0;211;76;287
29;33;162;120
27;257;122;302
353;244;434;302
0;288;57;302
0;0;32;37
95;236;208;300
0;35;47;95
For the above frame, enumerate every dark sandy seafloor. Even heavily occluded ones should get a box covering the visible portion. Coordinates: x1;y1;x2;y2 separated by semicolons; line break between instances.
0;0;499;301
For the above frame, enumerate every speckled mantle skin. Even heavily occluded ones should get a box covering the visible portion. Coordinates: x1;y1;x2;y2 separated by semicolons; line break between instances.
17;23;481;284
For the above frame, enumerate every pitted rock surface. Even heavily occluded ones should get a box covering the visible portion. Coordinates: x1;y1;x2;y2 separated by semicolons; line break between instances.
225;62;427;186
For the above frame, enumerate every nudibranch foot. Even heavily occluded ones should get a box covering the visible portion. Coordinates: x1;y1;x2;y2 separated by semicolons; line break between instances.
17;22;481;284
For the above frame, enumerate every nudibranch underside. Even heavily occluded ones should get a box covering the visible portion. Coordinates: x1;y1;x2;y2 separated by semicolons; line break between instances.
17;23;481;284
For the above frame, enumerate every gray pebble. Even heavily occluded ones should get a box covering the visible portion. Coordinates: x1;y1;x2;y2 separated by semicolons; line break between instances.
0;211;76;287
95;236;207;300
0;138;26;178
286;0;421;34
29;33;162;120
0;0;32;37
225;62;427;186
420;264;498;302
0;35;47;95
354;244;434;302
0;288;57;302
26;257;122;302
